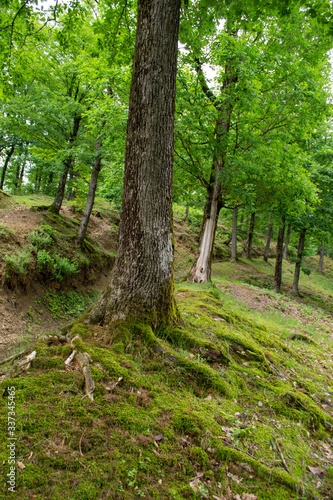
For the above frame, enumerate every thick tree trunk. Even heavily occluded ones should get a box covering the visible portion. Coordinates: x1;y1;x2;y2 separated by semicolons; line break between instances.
318;244;324;274
274;218;285;293
0;145;15;190
77;138;102;246
188;172;222;282
247;212;256;259
292;228;306;295
86;0;181;327
48;158;72;214
283;223;291;260
264;216;273;262
231;205;238;262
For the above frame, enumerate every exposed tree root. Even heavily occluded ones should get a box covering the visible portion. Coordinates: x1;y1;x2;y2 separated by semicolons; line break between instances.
74;352;95;401
0;347;33;366
133;323;234;396
2;351;36;379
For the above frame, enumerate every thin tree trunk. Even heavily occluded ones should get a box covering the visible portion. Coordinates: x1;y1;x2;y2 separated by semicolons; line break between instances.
318;244;324;274
65;165;75;200
48;158;72;214
188;27;237;283
0;145;15;190
77;138;103;246
247;212;256;259
231;205;238;262
49;114;81;214
86;0;181;327
183;205;189;222
283;223;291;260
188;168;222;282
292;228;306;295
264;216;273;262
274;218;285;293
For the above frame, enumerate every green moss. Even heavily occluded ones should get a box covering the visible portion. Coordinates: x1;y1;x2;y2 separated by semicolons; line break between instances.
32;356;64;370
191;447;210;467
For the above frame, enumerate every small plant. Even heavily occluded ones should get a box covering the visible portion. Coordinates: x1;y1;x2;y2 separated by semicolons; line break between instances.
43;289;99;319
54;256;78;280
4;249;32;276
0;224;16;241
28;228;53;251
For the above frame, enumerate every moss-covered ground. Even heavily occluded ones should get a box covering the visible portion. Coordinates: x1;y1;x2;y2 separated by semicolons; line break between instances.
1;196;333;498
1;271;333;499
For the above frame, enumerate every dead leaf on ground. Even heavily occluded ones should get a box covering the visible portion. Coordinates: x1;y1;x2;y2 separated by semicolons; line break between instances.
17;461;25;469
307;466;324;477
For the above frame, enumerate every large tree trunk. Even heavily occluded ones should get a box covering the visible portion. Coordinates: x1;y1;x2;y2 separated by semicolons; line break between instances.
274;218;285;293
292;228;306;295
231;205;238;262
283;223;291;260
0;144;15;190
188;166;222;282
264;216;273;262
318;243;324;274
86;0;181;327
77;138;103;246
247;212;256;259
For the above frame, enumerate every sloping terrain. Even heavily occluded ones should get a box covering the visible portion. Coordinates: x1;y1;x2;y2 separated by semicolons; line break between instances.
1;194;333;499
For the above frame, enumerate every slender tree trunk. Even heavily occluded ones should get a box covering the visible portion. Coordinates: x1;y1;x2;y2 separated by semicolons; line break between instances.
283;223;291;260
65;165;75;200
188;167;222;282
77;138;103;246
274;218;285;293
264;216;273;262
19;162;25;186
49;114;81;214
318;244;324;274
231;205;238;262
292;228;306;295
48;158;72;214
183;205;189;222
247;212;256;259
189;30;237;283
86;0;181;327
0;145;15;190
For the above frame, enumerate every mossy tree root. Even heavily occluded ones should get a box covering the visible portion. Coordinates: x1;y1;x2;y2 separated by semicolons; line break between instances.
215;443;321;500
161;326;231;365
134;323;234;397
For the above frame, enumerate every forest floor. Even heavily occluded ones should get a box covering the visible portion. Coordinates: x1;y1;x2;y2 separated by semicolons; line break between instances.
0;194;333;499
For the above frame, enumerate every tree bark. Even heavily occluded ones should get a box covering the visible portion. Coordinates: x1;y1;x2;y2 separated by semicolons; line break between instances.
231;205;238;262
77;138;103;246
188;164;222;282
292;227;306;295
283;223;291;260
183;205;189;222
0;144;15;190
318;243;324;274
48;157;72;214
86;0;181;327
49;114;81;214
264;216;273;262
188;30;237;283
247;212;256;259
274;218;285;293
